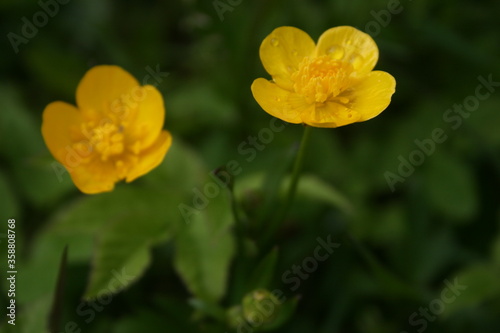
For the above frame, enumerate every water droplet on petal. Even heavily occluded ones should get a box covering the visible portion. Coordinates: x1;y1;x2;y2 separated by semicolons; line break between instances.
349;54;363;70
346;40;353;45
292;49;298;56
338;97;349;104
326;45;344;60
276;97;281;102
270;38;279;46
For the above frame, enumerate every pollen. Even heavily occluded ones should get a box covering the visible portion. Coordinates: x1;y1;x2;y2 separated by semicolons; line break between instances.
78;120;127;162
291;56;353;105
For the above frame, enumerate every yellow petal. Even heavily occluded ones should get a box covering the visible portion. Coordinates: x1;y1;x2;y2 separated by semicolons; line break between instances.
251;78;309;124
70;160;118;194
302;102;361;128
126;130;172;182
76;65;140;119
344;71;396;122
315;26;379;75
41;101;83;163
125;85;166;152
260;26;316;90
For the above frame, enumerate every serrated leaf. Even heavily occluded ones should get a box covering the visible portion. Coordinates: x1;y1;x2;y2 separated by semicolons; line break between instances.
84;225;152;299
83;187;178;298
20;186;183;304
173;184;235;303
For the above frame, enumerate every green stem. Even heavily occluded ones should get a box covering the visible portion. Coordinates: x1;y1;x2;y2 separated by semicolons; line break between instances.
228;184;249;304
262;125;313;246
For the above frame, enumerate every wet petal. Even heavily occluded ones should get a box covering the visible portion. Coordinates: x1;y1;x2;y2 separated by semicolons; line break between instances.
303;102;361;128
251;78;309;124
260;26;316;90
316;26;379;75
344;71;396;121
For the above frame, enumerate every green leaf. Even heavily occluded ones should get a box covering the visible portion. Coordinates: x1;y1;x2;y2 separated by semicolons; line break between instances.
247;248;279;291
444;264;500;316
173;182;235;303
13;155;76;208
0;84;43;160
348;234;422;302
0;83;75;207
493;234;500;266
20;185;182;304
143;139;207;194
84;225;152;299
0;170;19;219
261;295;299;331
82;187;178;299
112;309;181;333
425;153;477;221
235;173;353;216
25;41;87;98
167;82;237;135
468;97;500;147
295;174;353;216
19;297;52;333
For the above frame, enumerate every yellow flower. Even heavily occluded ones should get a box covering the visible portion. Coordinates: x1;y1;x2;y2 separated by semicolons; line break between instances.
251;26;396;127
42;65;172;194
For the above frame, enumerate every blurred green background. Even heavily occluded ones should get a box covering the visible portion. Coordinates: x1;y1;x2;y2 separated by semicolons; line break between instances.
1;0;500;332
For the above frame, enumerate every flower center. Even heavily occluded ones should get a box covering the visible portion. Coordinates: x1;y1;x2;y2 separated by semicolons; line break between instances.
291;56;353;104
72;120;126;163
88;121;125;161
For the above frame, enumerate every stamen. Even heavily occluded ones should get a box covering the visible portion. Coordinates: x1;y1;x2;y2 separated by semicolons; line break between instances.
291;56;353;105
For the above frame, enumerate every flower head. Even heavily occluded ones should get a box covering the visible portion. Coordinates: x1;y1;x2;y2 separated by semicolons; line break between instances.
42;65;172;194
251;26;396;127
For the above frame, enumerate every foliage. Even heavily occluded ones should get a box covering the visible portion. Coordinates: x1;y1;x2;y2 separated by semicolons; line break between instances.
1;0;500;332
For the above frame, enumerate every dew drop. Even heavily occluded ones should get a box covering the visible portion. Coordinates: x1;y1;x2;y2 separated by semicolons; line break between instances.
270;38;279;46
292;49;298;56
326;45;344;60
276;97;281;102
346;40;353;45
349;54;363;69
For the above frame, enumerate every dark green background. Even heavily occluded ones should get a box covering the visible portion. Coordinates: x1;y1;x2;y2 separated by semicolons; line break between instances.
1;0;500;332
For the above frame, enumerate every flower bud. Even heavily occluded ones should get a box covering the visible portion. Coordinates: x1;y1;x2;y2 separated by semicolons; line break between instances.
242;289;281;327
